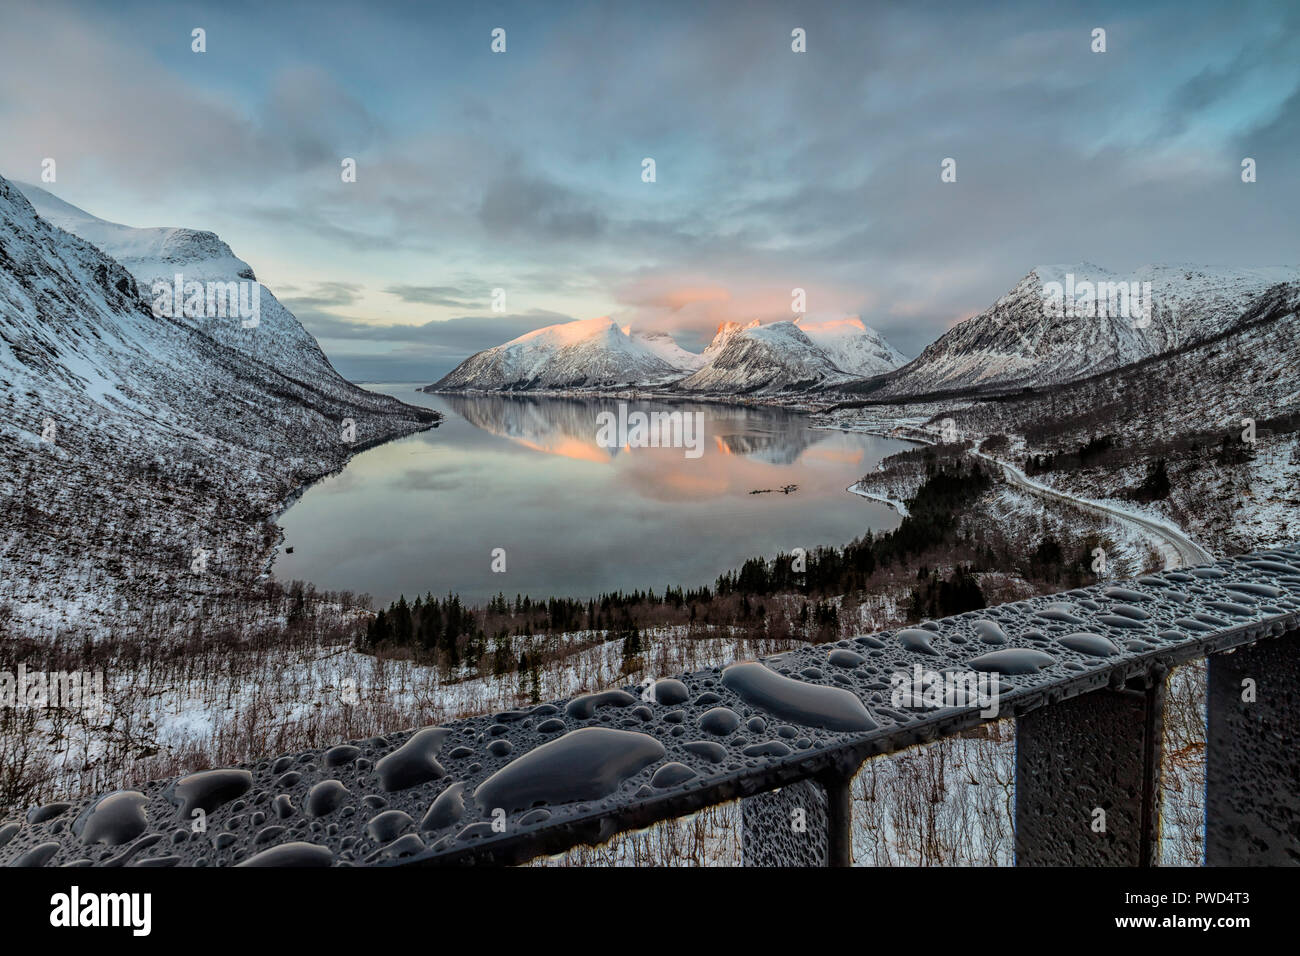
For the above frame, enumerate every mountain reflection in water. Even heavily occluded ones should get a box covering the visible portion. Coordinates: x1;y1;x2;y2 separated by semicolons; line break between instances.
440;392;826;466
273;387;915;606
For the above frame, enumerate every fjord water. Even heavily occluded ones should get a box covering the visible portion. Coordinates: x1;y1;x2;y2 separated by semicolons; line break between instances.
273;386;912;607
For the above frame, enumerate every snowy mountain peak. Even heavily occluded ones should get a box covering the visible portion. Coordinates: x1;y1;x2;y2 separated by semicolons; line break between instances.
17;182;256;280
624;327;707;371
677;319;853;394
799;316;907;377
873;262;1300;398
15;181;345;385
431;316;692;391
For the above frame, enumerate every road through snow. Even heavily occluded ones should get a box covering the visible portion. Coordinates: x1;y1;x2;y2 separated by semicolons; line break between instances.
833;421;1214;571
969;449;1215;570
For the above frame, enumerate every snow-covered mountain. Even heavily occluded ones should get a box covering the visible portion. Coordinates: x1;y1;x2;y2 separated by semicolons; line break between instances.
0;175;436;637
676;320;855;394
946;279;1300;555
798;316;907;377
871;264;1300;397
430;317;693;390
433;313;905;395
17;182;346;384
623;325;706;371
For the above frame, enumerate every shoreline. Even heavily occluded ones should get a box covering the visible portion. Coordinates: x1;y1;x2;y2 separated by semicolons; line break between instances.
847;480;911;517
258;414;442;583
420;384;837;413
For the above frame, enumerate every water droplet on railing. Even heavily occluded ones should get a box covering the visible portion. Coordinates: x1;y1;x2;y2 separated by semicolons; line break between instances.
721;662;876;731
973;620;1008;644
235;842;333;867
420;782;466;832
651;762;698;788
473;728;666;813
699;707;741;735
166;769;252;818
375;727;449;792
72;791;148;847
1058;633;1122;657
968;648;1056;674
895;629;941;655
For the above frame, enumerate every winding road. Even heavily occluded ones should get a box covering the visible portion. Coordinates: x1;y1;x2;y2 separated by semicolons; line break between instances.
851;422;1214;571
968;448;1214;569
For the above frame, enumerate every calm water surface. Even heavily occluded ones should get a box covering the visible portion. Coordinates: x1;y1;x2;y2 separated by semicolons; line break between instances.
273;387;913;606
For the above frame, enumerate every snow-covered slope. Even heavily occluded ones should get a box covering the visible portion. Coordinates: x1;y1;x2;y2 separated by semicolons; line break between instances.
873;264;1299;397
949;280;1300;556
0;175;437;637
624;326;706;371
676;320;855;394
799;316;906;377
430;316;689;390
17;181;347;386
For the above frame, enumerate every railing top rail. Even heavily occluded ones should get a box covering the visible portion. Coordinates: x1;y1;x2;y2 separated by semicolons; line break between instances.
4;545;1299;867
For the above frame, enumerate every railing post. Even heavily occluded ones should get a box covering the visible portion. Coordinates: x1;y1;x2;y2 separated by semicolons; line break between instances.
739;768;856;867
1206;631;1300;865
741;778;829;866
1015;671;1165;866
819;770;853;867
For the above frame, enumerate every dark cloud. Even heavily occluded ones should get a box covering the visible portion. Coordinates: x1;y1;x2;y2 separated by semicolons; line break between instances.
384;284;484;308
280;281;364;309
3;0;1298;368
478;172;607;240
302;312;568;350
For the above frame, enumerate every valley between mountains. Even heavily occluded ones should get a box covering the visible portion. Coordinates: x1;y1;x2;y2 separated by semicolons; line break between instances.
4;170;1298;639
1;175;1295;866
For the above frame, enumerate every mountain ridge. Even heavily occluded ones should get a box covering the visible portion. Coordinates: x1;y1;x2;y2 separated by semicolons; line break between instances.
429;314;907;395
869;263;1299;398
0;175;437;637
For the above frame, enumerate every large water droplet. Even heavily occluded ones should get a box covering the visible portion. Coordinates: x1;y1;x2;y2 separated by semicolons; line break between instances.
895;629;941;655
324;745;360;767
1098;614;1148;629
166;769;253;818
651;763;698;788
27;803;70;824
73;791;148;846
721;662;876;731
10;842;59;867
565;689;636;718
653;680;689;705
474;727;666;813
235;842;334;867
1034;604;1086;624
1102;587;1152;603
699;707;741;735
1058;633;1122;657
366;810;413;843
1107;604;1150;621
420;782;466;832
375;727;449;792
306;780;350;817
683;741;726;763
968;648;1056;674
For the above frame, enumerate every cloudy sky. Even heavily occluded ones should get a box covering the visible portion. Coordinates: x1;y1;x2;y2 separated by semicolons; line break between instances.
2;0;1298;381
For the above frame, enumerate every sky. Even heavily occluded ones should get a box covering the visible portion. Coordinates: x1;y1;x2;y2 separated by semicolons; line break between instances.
1;0;1298;382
